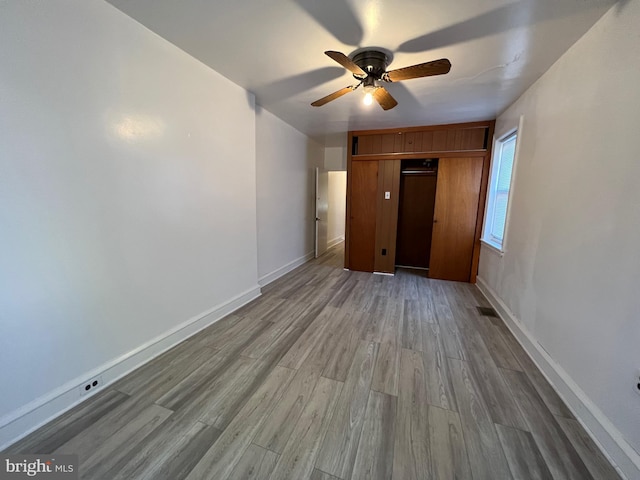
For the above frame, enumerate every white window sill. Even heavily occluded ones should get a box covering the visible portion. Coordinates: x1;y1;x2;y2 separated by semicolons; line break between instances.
480;239;504;257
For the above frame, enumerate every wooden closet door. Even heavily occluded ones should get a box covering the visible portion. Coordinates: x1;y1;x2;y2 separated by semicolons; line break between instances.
429;157;483;282
349;161;378;272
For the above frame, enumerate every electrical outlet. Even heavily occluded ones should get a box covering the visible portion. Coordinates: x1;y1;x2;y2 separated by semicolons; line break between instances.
79;375;103;396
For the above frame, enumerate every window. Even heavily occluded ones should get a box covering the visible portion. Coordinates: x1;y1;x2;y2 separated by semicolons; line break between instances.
483;130;517;251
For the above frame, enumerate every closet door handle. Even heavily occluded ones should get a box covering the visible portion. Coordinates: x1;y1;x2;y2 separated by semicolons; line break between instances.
433;219;438;223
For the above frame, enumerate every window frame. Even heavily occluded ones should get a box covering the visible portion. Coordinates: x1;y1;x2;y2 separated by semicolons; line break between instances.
482;123;520;254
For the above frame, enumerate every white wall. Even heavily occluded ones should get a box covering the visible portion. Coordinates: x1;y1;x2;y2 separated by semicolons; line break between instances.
327;172;347;247
256;107;324;285
0;0;259;446
324;146;347;171
323;132;348;171
477;2;640;477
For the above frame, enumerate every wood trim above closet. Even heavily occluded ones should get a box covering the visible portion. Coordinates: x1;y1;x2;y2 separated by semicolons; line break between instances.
351;150;488;161
351;121;492;157
350;120;494;136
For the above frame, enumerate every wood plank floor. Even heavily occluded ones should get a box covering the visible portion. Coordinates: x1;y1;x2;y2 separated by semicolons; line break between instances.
4;243;621;479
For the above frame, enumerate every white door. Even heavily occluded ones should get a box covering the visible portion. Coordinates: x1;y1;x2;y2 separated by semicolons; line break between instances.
315;167;329;258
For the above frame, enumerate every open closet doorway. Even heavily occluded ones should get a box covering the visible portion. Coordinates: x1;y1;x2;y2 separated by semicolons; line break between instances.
395;159;438;270
315;167;329;258
316;168;347;259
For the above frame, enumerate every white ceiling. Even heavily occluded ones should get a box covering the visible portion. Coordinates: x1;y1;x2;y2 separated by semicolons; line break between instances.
105;0;614;145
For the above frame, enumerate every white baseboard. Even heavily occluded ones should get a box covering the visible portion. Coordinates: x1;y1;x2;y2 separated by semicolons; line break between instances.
0;285;261;451
258;251;314;287
476;276;640;480
327;235;344;249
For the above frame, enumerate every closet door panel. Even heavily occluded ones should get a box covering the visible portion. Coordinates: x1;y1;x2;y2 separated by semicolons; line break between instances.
349;161;379;272
429;157;483;281
373;160;401;273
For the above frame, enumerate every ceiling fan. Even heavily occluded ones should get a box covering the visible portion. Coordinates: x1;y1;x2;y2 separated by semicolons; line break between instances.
311;50;451;110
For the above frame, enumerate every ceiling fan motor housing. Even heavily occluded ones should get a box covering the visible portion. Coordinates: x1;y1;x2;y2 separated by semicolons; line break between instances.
351;50;389;80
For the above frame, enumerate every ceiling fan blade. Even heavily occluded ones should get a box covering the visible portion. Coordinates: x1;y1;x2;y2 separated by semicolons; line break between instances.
373;87;398;111
311;86;356;107
325;51;366;76
384;59;451;82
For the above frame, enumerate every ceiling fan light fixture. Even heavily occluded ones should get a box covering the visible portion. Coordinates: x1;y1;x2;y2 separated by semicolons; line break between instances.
362;76;376;106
